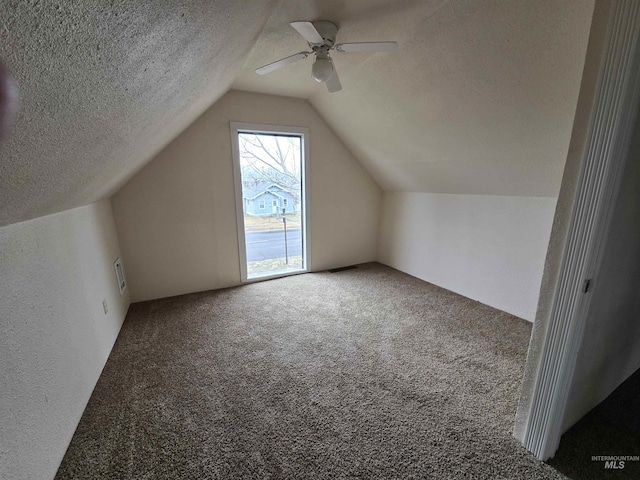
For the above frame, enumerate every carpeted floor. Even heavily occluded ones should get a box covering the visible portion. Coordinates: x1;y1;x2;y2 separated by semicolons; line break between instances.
56;263;568;479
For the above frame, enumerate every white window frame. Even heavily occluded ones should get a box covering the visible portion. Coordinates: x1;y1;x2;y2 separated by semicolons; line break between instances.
283;198;288;208
258;199;265;209
230;122;311;283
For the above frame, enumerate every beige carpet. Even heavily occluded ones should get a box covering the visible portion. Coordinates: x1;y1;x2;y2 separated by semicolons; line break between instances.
56;263;568;479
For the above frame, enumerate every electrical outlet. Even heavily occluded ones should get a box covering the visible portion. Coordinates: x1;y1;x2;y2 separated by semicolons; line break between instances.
102;299;108;315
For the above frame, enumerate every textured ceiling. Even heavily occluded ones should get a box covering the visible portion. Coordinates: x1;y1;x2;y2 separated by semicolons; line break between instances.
0;0;276;226
0;0;594;227
233;0;595;196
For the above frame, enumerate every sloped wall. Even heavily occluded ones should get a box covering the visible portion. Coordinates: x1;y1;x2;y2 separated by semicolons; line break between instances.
0;200;130;480
379;192;556;321
112;90;381;302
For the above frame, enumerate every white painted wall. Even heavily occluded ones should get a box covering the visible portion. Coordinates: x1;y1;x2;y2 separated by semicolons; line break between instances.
112;90;382;302
561;111;640;432
0;200;130;480
378;192;556;321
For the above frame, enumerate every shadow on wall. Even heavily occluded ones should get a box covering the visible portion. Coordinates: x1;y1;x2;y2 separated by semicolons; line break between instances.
0;61;19;141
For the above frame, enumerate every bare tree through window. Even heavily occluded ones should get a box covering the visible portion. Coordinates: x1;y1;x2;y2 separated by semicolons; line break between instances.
239;133;302;213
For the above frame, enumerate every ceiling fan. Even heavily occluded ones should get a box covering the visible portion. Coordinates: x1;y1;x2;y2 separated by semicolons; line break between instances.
255;21;398;93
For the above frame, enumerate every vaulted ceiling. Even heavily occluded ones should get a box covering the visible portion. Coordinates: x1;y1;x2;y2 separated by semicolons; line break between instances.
0;0;594;227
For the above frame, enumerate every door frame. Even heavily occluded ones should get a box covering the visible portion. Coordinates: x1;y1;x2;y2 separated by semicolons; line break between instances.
230;122;311;283
514;0;640;460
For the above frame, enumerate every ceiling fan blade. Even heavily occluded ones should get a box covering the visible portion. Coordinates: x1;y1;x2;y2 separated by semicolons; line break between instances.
334;42;398;53
326;69;342;93
255;51;310;75
290;21;324;45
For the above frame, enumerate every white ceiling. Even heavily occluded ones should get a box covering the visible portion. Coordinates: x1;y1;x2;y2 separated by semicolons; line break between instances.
0;0;276;226
0;0;594;227
234;0;595;196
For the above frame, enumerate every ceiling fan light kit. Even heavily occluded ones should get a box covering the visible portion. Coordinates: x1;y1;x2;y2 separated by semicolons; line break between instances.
255;20;398;93
311;57;334;83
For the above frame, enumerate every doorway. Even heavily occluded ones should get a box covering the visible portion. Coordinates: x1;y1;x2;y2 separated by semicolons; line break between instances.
514;0;640;461
231;123;310;282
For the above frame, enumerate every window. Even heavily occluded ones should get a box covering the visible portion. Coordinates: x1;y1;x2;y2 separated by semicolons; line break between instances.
231;123;310;282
